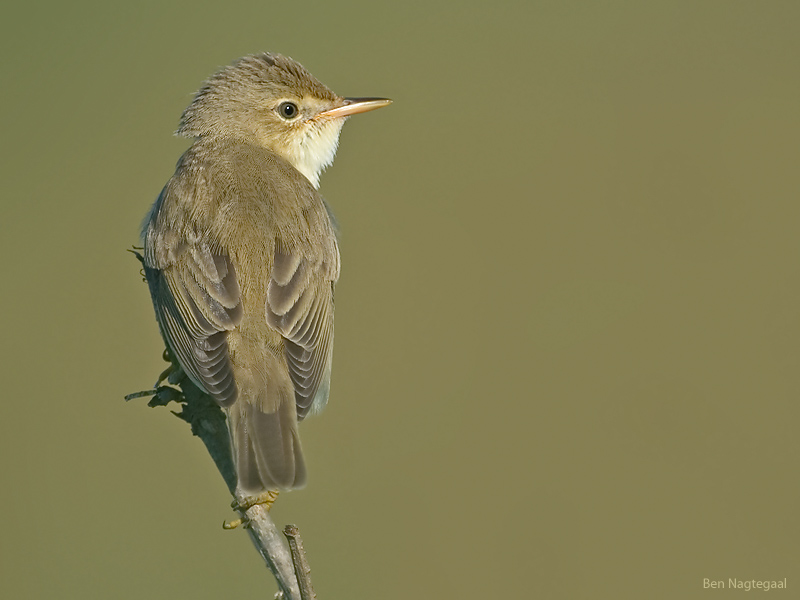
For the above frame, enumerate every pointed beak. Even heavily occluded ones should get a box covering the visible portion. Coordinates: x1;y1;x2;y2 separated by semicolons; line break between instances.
315;97;392;120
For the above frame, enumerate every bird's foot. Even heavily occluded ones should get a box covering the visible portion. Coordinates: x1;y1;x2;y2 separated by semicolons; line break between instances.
222;490;280;530
222;517;245;530
233;490;280;512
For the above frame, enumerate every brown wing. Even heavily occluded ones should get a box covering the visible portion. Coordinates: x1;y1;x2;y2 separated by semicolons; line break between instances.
144;239;242;406
265;244;336;420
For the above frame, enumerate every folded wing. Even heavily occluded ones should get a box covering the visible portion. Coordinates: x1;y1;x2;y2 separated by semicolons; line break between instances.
144;240;242;406
266;245;336;420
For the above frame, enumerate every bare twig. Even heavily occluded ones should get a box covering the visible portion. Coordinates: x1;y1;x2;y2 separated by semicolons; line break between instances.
284;525;317;600
240;504;302;600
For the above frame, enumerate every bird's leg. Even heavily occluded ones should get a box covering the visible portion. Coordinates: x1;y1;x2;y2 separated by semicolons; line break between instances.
223;490;280;530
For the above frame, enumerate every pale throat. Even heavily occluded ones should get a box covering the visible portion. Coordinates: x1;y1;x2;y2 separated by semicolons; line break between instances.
285;119;346;189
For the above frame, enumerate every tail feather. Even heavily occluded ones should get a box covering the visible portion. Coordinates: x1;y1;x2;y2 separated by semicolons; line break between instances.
228;399;306;493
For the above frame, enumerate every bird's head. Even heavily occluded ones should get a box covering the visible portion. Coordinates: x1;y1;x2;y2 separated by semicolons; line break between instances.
177;53;391;188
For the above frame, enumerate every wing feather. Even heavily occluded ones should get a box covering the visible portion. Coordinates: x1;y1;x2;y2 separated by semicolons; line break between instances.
266;246;336;420
144;242;242;407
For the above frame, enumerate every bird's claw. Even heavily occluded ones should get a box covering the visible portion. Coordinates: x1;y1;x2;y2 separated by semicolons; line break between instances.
222;517;246;530
223;490;280;530
232;490;280;512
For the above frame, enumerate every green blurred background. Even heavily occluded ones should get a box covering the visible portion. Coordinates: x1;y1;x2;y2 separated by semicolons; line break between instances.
2;1;799;598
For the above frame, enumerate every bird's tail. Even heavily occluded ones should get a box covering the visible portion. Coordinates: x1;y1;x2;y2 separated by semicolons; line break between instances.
227;396;306;493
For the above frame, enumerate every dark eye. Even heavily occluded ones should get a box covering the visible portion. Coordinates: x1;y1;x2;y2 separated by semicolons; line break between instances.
278;101;299;119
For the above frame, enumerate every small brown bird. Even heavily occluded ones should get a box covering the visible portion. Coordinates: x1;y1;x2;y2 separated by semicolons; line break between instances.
141;53;390;494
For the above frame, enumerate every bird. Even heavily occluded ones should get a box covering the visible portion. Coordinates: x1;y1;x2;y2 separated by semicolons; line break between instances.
141;53;390;496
